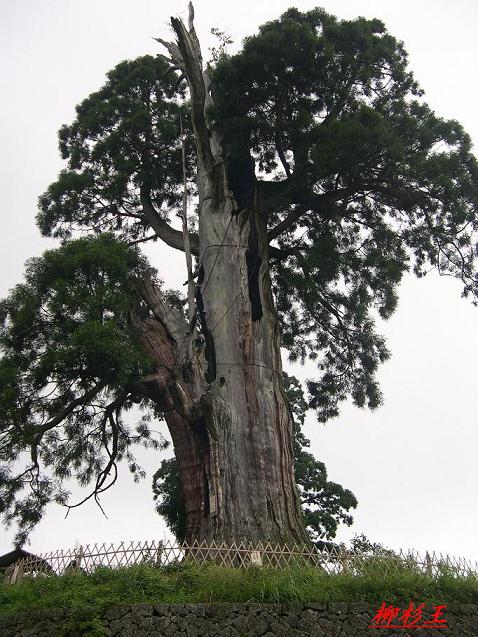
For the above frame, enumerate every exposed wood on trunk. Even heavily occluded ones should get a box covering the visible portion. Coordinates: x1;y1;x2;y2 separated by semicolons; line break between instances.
130;281;210;538
146;3;309;544
179;115;196;323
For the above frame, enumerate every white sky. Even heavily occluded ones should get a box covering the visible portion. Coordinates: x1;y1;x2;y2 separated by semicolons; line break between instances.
1;0;477;561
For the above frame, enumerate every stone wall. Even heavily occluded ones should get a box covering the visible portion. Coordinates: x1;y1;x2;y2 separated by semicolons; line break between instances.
1;602;477;636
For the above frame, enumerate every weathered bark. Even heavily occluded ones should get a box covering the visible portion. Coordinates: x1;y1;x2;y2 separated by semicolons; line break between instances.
130;279;209;540
136;4;309;544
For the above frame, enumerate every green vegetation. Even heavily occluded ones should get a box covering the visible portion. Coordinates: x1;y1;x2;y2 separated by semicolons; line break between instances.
1;563;477;618
2;5;478;547
57;610;107;637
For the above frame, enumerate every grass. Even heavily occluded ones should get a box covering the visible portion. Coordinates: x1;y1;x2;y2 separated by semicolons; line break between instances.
1;562;477;618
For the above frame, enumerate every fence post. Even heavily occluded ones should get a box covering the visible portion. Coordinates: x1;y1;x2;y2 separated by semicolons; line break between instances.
155;541;164;567
339;545;349;574
75;545;84;572
425;551;433;577
9;561;24;585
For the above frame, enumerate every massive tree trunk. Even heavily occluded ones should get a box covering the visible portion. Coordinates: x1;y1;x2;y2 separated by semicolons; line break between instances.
133;5;308;545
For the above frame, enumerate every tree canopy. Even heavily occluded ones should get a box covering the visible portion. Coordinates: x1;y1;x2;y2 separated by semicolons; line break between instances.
1;6;477;544
212;8;478;419
37;9;478;420
0;236;168;543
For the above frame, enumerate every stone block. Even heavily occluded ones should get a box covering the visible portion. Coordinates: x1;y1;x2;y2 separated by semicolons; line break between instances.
4;601;478;637
185;624;200;637
327;602;348;614
104;605;131;620
184;603;206;617
304;602;327;612
250;613;270;634
317;617;335;630
131;604;154;618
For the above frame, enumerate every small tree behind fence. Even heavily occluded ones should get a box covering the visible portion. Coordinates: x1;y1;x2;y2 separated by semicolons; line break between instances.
4;539;478;584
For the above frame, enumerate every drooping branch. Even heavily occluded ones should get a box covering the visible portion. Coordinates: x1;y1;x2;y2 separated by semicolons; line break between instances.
269;244;309;259
63;392;129;517
267;188;359;241
127;233;160;246
268;206;308;241
35;381;105;436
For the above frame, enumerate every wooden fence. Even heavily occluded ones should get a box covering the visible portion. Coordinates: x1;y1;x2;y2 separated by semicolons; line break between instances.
3;539;478;584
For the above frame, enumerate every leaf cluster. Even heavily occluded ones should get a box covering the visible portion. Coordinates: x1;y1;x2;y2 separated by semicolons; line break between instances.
212;8;478;419
37;56;193;243
0;235;163;545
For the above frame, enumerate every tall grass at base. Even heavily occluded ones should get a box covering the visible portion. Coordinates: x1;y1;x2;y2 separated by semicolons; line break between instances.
1;561;477;618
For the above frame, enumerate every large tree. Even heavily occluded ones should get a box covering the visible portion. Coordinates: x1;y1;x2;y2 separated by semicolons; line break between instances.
1;5;477;546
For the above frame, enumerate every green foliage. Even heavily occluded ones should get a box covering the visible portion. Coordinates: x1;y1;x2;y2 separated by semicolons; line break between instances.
2;6;478;543
213;8;420;172
209;27;233;63
37;56;192;242
348;533;396;556
153;373;357;542
332;534;429;579
286;373;357;541
58;609;107;637
1;563;477;618
213;8;478;420
152;457;187;542
35;7;478;425
0;235;165;545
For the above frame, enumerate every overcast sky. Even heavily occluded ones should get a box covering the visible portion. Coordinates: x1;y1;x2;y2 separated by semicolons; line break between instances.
1;0;477;562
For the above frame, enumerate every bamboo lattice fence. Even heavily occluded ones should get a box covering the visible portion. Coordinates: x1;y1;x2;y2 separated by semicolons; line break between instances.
3;539;478;584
